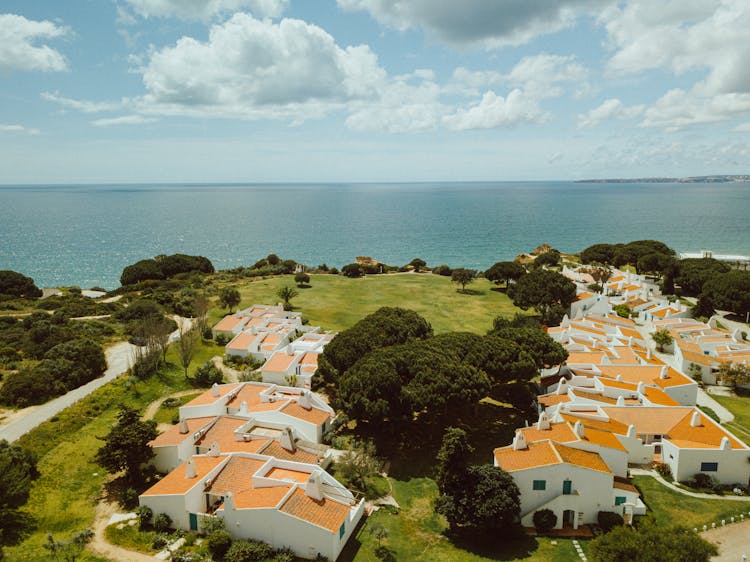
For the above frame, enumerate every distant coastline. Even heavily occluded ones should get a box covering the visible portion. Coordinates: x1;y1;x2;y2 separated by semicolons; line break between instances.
576;175;750;184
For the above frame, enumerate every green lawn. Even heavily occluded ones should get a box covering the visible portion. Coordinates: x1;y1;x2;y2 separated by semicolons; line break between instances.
209;273;522;334
3;339;222;562
342;477;586;562
711;389;750;441
633;475;749;529
152;391;203;425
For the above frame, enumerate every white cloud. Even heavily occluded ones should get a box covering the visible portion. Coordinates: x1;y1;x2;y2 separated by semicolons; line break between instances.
506;54;588;98
41;92;123;113
0;13;69;72
600;0;750;128
92;115;156;127
734;122;750;132
443;90;546;130
134;13;385;121
578;98;644;128
123;0;287;21
0;124;40;135
337;0;612;47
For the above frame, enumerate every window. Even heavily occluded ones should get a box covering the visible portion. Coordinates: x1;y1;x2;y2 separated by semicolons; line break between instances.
338;522;346;539
701;462;718;472
532;480;546;491
563;480;572;495
615;496;626;506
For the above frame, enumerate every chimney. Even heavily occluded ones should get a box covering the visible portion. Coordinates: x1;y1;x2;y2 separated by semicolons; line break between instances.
647;348;652;360
280;427;296;452
660;366;668;379
720;437;731;450
556;378;568;395
298;390;312;410
616;396;625;406
211;383;220;397
306;471;323;500
240;401;248;415
627;424;636;439
574;421;585;438
224;491;235;511
179;419;189;434
512;431;528;451
185;459;197;479
637;382;646;394
536;412;551;431
616;374;623;382
208;441;220;457
690;411;702;427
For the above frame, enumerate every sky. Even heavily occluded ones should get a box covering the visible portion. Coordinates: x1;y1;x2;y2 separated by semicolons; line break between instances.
1;0;750;183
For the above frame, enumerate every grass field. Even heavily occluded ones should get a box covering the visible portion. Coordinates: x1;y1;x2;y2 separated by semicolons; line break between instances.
633;475;749;530
3;338;222;562
711;389;750;442
342;477;587;562
209;273;523;334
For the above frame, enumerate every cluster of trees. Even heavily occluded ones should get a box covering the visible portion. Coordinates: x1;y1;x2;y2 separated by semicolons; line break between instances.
320;308;565;429
0;337;107;407
96;405;158;485
0;440;39;549
579;240;676;274
119;254;214;286
0;270;42;299
435;428;520;534
507;269;577;326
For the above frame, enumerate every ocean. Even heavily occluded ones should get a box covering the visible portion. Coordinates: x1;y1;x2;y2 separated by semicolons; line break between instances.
0;181;748;289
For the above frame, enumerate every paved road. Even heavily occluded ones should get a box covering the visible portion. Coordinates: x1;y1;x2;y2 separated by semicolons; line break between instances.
0;340;136;443
630;468;750;502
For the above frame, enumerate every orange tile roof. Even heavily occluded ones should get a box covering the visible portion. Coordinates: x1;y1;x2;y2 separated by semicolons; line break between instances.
184;384;240;407
214;316;246;332
266;467;311;483
149;417;215;447
667;412;745;449
576;292;595;301
232;484;292;509
538;393;572;407
279;487;351;532
560;413;629;435
556;443;612;473
227;332;256;350
579;425;627;451
195;417;270;454
281;401;331;425
260;441;321;464
519;422;577;444
225;384;273;409
642;387;680;406
572;389;619;404
209;456;267;496
602;407;692;435
494;441;562;472
142;456;225;496
300;352;318;366
598;377;638;390
263;352;296;373
613;480;640;494
566;351;606;364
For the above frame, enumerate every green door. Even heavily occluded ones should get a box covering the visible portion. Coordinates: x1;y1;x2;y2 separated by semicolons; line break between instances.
189;513;198;531
563;480;572;495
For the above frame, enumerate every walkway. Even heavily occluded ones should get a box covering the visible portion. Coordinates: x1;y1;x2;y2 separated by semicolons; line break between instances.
630;468;750;502
0;316;192;443
142;389;202;421
702;518;750;561
89;502;155;562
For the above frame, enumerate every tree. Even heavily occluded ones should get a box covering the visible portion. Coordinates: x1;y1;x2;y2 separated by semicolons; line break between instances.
702;270;750;319
294;272;310;287
675;258;731;296
276;286;299;310
451;268;476;292
191;360;224;387
42;529;93;562
219;287;241;313
533;509;557;532
613;304;631;318
176;321;197;378
436;464;520;533
687;362;704;381
435;427;472;493
487;325;567;369
589;266;613;293
717;361;750;389
692;294;715;320
408;258;427;272
0;270;42;299
95;405;157;484
341;263;363;278
507;269;577;326
589;521;716;562
484;261;526;287
651;328;673;353
597;511;624;532
637;253;671;277
192;294;210;337
334;440;383;497
0;440;39;546
207;530;233;560
532;249;561;269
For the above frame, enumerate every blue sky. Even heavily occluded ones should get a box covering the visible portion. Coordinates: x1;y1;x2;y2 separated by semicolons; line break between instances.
1;0;749;183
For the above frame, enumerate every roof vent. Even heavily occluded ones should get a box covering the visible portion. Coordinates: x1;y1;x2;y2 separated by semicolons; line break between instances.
208;441;220;457
660;366;668;379
185;459;197;479
690;411;702;427
720;437;731;450
616;396;625;406
536;412;551;431
179;419;189;434
240;401;249;415
616;374;623;382
574;421;585;438
512;431;528;451
211;383;220;397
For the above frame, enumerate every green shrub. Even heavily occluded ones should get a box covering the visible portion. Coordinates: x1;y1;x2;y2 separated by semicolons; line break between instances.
533;509;557;532
597;510;624;532
136;506;153;531
274;547;295;562
215;334;228;346
224;539;274;562
207;530;232;560
153;513;172;533
655;463;673;481
151;535;169;550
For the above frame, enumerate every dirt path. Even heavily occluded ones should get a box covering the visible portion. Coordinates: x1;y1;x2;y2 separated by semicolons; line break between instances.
211;355;242;383
702;518;750;561
88;501;155;562
142;389;202;421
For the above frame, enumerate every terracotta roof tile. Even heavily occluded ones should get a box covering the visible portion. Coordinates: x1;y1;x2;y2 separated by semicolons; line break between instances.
149;417;215;447
279;487;350;532
214;316;246;332
263;352;297;373
281;401;331;425
208;456;267;496
227;332;257;351
555;443;612;473
260;442;321;464
184;384;240;407
142;456;225;496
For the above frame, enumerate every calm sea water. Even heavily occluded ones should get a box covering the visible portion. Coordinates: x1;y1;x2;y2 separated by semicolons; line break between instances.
0;182;748;289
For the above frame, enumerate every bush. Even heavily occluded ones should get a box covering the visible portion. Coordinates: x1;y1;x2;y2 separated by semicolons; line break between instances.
224;539;274;562
191;360;223;387
341;263;363;278
206;530;232;560
202;327;213;340
151;535;169;550
153;513;172;533
215;333;228;346
432;264;452;276
655;463;673;481
274;548;295;562
688;472;720;492
329;268;339;275
533;509;557;532
122;487;139;509
136;506;153;531
597;510;624;532
613;304;631;318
